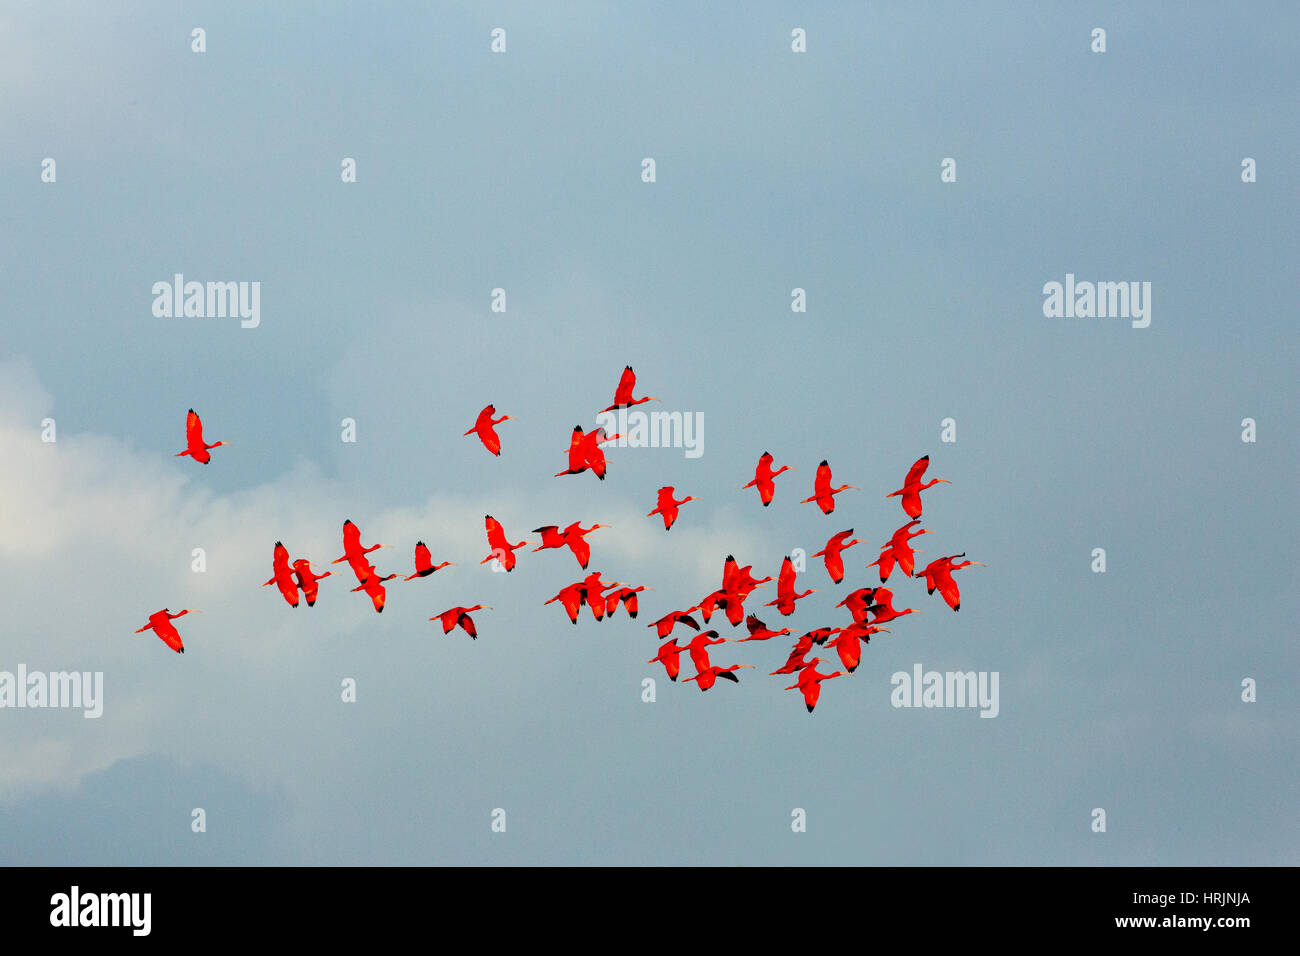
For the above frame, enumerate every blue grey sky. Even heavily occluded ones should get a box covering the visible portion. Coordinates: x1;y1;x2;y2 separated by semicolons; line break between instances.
1;2;1296;864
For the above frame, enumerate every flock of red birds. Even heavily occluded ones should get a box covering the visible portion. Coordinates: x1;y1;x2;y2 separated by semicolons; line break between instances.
138;371;982;713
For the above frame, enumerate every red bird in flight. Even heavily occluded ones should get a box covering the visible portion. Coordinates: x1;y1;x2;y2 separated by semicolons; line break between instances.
800;626;842;646
887;455;950;519
784;659;843;713
869;519;929;582
684;664;753;691
601;365;659;412
135;609;200;654
605;585;650;619
865;586;921;625
352;571;397;613
737;613;792;643
545;582;588;624
648;486;698;531
581;571;623;621
917;554;984;611
533;522;609;569
812;529;864;584
481;515;528;572
431;605;491;639
556;426;619;480
770;632;818;675
464;404;514;457
722;555;772;598
292;559;331;606
175;409;228;464
836;587;881;623
801;460;857;515
686;630;730;673
405;541;454;580
825;622;890;673
742;452;793;507
765;556;818;616
648;639;690;682
263;541;300;607
647;608;701;638
332;520;388;582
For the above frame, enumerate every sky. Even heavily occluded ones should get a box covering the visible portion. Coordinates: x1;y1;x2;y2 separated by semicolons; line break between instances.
1;1;1296;865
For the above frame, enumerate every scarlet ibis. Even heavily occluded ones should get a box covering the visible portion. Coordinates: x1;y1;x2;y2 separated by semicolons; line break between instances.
836;587;880;623
721;555;772;599
405;541;454;580
825;623;889;673
801;461;857;515
698;588;756;628
533;526;568;552
684;664;753;691
647;608;701;638
601;365;659;412
737;613;792;643
868;520;929;581
135;609;200;654
175;409;228;464
800;626;842;646
581;571;623;621
917;554;984;611
464;404;514;456
742;451;793;507
481;515;528;572
431;605;491;639
784;659;843;713
887;455;950;519
292;559;332;607
812;529;864;584
332;520;388;572
564;522;609;569
533;522;608;569
605;585;651;619
263;541;300;607
580;428;619;480
769;633;817;675
686;630;729;673
764;556;818;616
343;554;378;585
556;426;618;480
351;571;397;613
647;486;698;531
866;586;921;625
648;639;690;682
545;582;588;624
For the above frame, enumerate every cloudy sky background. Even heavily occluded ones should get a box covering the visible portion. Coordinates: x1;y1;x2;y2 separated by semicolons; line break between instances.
1;2;1296;864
